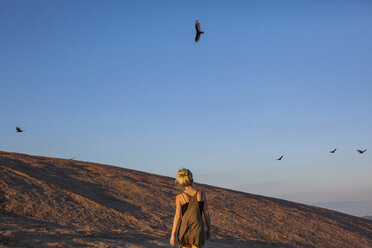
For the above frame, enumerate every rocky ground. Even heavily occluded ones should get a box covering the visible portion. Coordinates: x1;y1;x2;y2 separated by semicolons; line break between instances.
1;151;371;247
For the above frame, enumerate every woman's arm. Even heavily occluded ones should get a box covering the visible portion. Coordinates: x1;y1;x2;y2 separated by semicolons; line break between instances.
170;194;182;246
202;192;211;240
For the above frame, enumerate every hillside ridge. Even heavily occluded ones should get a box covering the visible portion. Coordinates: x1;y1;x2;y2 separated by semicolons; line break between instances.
1;151;371;248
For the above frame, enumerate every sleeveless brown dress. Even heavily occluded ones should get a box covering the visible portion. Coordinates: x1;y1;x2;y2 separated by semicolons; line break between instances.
177;192;205;248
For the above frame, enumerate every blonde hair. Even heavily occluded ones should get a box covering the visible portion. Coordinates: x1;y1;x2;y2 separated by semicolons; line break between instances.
175;168;193;187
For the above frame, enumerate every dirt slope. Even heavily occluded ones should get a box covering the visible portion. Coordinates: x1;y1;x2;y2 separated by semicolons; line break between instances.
1;151;371;247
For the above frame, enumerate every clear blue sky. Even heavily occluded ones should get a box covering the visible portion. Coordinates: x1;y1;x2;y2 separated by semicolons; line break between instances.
1;0;371;216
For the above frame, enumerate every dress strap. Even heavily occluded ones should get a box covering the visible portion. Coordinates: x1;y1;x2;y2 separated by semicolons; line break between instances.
193;191;198;199
181;193;187;203
183;191;198;199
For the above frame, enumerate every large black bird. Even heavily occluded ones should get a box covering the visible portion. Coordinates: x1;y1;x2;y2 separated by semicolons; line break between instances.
195;20;204;43
357;149;367;154
277;155;283;160
16;126;24;133
330;148;337;153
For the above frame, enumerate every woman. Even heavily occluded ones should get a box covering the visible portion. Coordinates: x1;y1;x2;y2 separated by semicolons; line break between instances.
170;168;211;248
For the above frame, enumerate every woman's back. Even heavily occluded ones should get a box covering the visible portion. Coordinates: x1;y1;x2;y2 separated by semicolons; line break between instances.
177;190;205;247
180;191;204;216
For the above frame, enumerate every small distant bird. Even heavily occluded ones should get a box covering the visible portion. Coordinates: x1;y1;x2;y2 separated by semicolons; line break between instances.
357;149;367;154
277;155;283;160
330;148;337;153
195;20;204;43
16;126;24;133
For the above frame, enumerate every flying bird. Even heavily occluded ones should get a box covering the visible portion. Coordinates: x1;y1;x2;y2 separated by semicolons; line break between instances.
16;126;24;133
330;148;337;153
277;155;283;160
357;149;367;154
195;20;204;43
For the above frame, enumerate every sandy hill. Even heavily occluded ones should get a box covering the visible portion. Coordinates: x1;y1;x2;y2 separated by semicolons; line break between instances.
0;151;371;248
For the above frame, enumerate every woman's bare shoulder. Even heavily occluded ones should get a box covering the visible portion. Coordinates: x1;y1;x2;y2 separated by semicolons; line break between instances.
175;193;183;204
